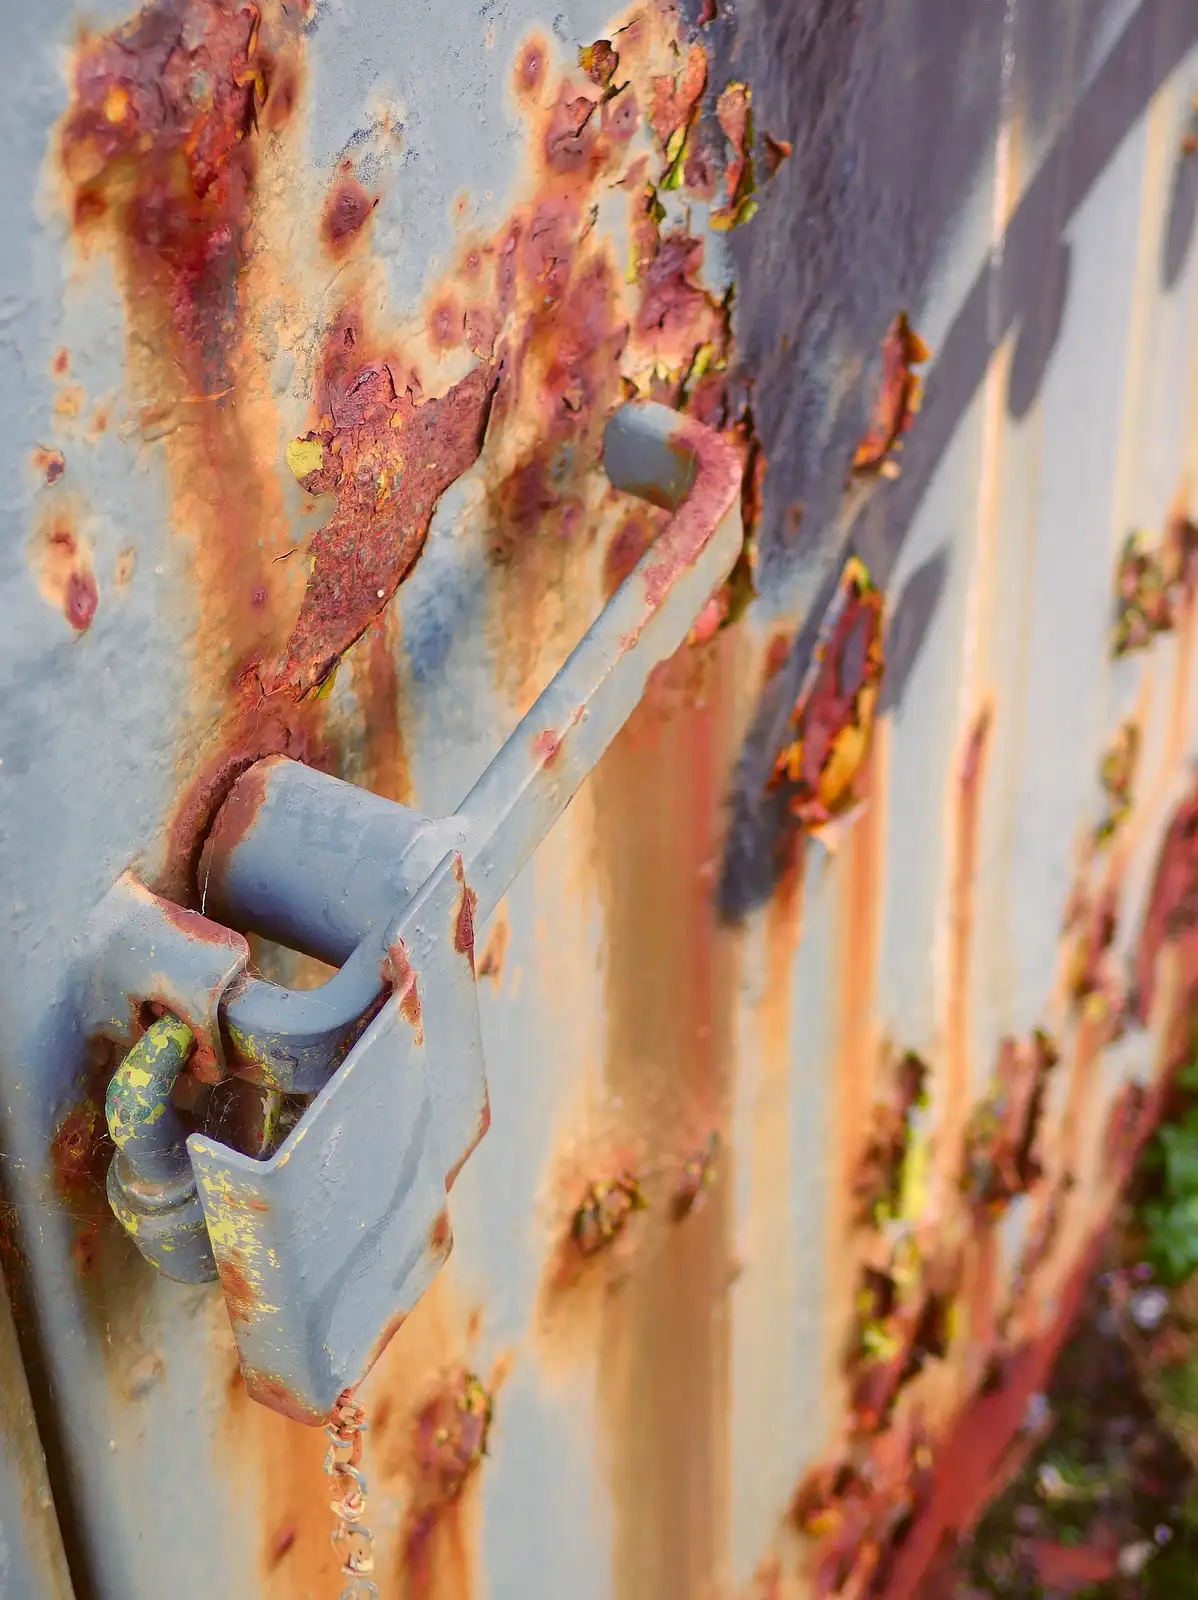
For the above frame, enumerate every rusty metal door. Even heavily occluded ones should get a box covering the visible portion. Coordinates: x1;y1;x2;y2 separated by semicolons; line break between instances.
4;1;1198;1596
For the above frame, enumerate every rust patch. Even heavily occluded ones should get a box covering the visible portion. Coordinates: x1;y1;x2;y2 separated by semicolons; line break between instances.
1094;718;1139;845
579;39;619;88
321;166;377;255
571;1172;646;1258
852;313;931;477
387;937;424;1044
1111;515;1198;656
428;1209;451;1255
961;1031;1060;1214
476;909;509;983
853;1051;929;1226
197;758;270;895
32;446;66;485
792;1415;936;1598
762;133;792;177
51;348;69;377
113;546;136;587
58;0;310;893
399;1369;493;1598
444;1093;491;1196
452;865;478;967
53;385;85;420
49;1046;123;1282
213;1247;257;1326
427;293;464;351
169;689;333;906
30;503;97;633
874;1234;1105;1600
710;81;756;231
647;42;706;149
769;556;886;841
273;353;499;697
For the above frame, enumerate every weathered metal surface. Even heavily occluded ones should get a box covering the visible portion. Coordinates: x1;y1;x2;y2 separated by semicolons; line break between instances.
2;0;1198;1596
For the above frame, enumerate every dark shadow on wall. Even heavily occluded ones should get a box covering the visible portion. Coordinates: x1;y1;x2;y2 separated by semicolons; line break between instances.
1163;104;1198;289
710;0;1198;922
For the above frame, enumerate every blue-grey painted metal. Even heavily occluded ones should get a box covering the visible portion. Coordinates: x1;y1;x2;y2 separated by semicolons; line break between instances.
2;1;1198;1597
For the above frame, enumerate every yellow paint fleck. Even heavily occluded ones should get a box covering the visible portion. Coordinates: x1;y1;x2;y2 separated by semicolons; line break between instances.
286;437;324;480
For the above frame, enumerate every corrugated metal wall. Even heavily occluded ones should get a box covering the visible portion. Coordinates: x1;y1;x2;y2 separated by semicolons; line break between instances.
3;1;1198;1595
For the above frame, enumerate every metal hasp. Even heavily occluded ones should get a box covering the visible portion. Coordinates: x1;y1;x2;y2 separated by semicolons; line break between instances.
89;401;742;1424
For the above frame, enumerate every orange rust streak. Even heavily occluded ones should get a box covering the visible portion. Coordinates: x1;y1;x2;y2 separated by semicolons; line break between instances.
942;711;991;1194
58;1;308;893
589;634;738;1600
824;726;886;1429
355;608;413;805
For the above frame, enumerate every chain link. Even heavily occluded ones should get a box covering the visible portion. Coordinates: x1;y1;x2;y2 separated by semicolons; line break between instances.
324;1390;377;1600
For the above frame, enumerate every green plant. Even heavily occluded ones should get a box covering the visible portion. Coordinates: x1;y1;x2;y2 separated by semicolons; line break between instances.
1140;1060;1198;1283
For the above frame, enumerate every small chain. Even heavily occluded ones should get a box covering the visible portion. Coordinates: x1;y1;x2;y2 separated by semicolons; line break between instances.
324;1390;377;1600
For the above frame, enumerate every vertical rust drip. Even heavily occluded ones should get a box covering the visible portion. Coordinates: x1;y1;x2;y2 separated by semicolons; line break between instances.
590;636;739;1600
823;727;887;1428
353;610;414;805
942;711;991;1191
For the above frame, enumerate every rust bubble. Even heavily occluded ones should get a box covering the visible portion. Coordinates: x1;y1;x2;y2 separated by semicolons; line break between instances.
427;294;463;350
31;505;98;633
268;1526;296;1570
321;172;377;255
514;37;547;101
32;445;66;484
53;385;85;420
401;1369;494;1591
459;243;485;282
